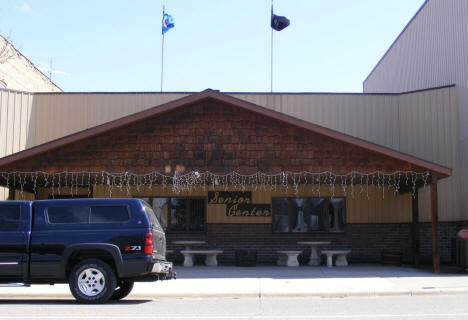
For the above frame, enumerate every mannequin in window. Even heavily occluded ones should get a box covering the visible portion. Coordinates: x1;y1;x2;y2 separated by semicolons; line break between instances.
329;198;344;232
292;198;308;232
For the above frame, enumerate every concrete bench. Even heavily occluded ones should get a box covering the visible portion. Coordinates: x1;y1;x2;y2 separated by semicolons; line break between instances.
180;250;223;267
277;250;302;267
321;250;351;267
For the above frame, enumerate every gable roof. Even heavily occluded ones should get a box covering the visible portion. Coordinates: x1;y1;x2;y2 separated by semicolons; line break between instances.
0;89;451;178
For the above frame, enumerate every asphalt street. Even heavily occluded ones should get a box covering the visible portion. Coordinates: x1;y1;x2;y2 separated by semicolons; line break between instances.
1;295;468;320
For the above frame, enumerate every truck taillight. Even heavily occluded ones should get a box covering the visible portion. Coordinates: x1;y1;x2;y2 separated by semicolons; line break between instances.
144;232;153;255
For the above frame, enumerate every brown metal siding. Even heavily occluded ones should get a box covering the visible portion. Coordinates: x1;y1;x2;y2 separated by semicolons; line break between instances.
364;0;467;221
32;93;189;146
0;89;34;200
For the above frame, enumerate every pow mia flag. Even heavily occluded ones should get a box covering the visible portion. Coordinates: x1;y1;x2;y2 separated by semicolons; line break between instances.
271;13;290;31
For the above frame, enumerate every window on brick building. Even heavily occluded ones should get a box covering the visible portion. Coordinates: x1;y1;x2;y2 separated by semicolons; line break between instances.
139;197;205;233
272;197;345;233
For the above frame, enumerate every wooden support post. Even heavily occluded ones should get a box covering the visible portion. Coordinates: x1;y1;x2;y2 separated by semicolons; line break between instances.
430;182;440;274
412;189;420;267
8;188;15;200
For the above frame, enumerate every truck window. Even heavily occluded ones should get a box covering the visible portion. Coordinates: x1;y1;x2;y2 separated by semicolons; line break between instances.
0;205;21;231
142;202;162;229
90;206;130;224
47;206;90;224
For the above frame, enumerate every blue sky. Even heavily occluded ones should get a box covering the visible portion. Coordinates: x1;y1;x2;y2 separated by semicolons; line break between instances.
1;0;425;92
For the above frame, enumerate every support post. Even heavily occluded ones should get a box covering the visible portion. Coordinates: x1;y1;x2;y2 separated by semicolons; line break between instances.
8;187;16;200
8;188;15;200
412;189;420;267
430;182;440;273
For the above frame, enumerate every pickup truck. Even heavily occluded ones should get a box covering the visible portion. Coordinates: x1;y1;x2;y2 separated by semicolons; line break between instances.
0;198;174;303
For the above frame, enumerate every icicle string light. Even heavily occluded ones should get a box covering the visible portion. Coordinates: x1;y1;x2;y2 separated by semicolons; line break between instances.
0;170;432;199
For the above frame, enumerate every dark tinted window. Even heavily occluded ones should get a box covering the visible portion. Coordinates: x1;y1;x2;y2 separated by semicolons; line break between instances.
47;206;90;224
90;206;130;224
138;197;206;232
169;198;186;231
272;197;345;233
0;205;21;231
188;199;205;232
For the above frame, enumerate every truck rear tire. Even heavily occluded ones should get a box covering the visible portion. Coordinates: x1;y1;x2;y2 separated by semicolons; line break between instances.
69;259;117;304
110;280;134;301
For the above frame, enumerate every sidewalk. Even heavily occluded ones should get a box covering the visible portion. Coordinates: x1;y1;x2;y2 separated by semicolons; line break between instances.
2;264;468;300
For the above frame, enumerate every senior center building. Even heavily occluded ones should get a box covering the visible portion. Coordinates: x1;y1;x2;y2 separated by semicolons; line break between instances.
0;0;467;271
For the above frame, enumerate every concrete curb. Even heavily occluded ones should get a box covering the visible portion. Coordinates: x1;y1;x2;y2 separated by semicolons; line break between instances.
2;288;468;300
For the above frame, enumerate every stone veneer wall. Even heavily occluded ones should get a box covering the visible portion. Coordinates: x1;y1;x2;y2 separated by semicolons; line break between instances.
166;222;462;266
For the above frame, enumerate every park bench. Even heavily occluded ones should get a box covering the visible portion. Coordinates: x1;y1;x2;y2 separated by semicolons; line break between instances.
180;249;223;267
277;250;302;267
321;250;351;267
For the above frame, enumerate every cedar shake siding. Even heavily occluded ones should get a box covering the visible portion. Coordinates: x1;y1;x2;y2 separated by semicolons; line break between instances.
0;101;426;175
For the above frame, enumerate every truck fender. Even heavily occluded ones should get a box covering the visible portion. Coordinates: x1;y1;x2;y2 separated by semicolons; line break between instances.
61;243;124;278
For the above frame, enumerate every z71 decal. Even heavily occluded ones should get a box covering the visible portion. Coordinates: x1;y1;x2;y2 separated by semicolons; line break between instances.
125;245;142;252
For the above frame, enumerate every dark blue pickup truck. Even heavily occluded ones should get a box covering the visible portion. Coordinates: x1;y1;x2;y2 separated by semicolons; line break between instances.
0;198;174;303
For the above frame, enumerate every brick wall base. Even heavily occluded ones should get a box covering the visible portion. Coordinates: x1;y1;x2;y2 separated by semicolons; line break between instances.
166;222;463;265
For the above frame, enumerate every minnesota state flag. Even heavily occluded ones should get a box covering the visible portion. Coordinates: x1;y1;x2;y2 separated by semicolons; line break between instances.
162;12;175;35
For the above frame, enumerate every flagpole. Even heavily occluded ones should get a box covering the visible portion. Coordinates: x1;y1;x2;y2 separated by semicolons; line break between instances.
161;5;165;92
270;1;273;93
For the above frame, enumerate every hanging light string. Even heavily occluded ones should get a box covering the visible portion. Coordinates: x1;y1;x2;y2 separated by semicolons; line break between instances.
0;170;431;199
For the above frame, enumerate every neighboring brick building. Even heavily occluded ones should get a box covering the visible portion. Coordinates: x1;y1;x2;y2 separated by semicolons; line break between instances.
0;34;61;92
0;34;61;201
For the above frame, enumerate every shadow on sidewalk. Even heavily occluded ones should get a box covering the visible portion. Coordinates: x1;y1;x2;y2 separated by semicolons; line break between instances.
172;264;465;279
0;299;152;305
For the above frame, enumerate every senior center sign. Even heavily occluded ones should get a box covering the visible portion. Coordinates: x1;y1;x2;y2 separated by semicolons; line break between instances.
208;191;271;217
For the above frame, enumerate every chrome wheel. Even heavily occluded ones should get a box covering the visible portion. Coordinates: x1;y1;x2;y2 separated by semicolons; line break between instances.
69;259;116;304
77;267;106;297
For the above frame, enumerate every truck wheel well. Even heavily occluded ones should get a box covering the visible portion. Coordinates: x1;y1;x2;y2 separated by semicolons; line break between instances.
66;250;117;277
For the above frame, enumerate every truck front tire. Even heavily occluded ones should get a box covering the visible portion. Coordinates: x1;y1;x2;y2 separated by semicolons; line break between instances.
69;259;116;304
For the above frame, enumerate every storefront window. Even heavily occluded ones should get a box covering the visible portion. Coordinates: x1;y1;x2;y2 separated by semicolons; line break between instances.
140;197;205;232
272;197;345;233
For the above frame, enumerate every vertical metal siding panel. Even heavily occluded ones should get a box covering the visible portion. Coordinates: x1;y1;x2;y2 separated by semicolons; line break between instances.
6;92;14;155
38;95;47;145
38;94;48;145
20;93;28;151
80;94;89;131
0;91;32;157
75;94;83;136
356;97;366;141
31;94;40;146
48;94;56;144
0;91;8;158
26;93;34;149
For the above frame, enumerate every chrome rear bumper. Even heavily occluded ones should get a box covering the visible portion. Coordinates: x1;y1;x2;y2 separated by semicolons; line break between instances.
151;260;173;274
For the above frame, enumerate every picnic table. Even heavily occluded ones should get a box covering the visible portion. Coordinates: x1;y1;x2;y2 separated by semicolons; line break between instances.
297;241;331;266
